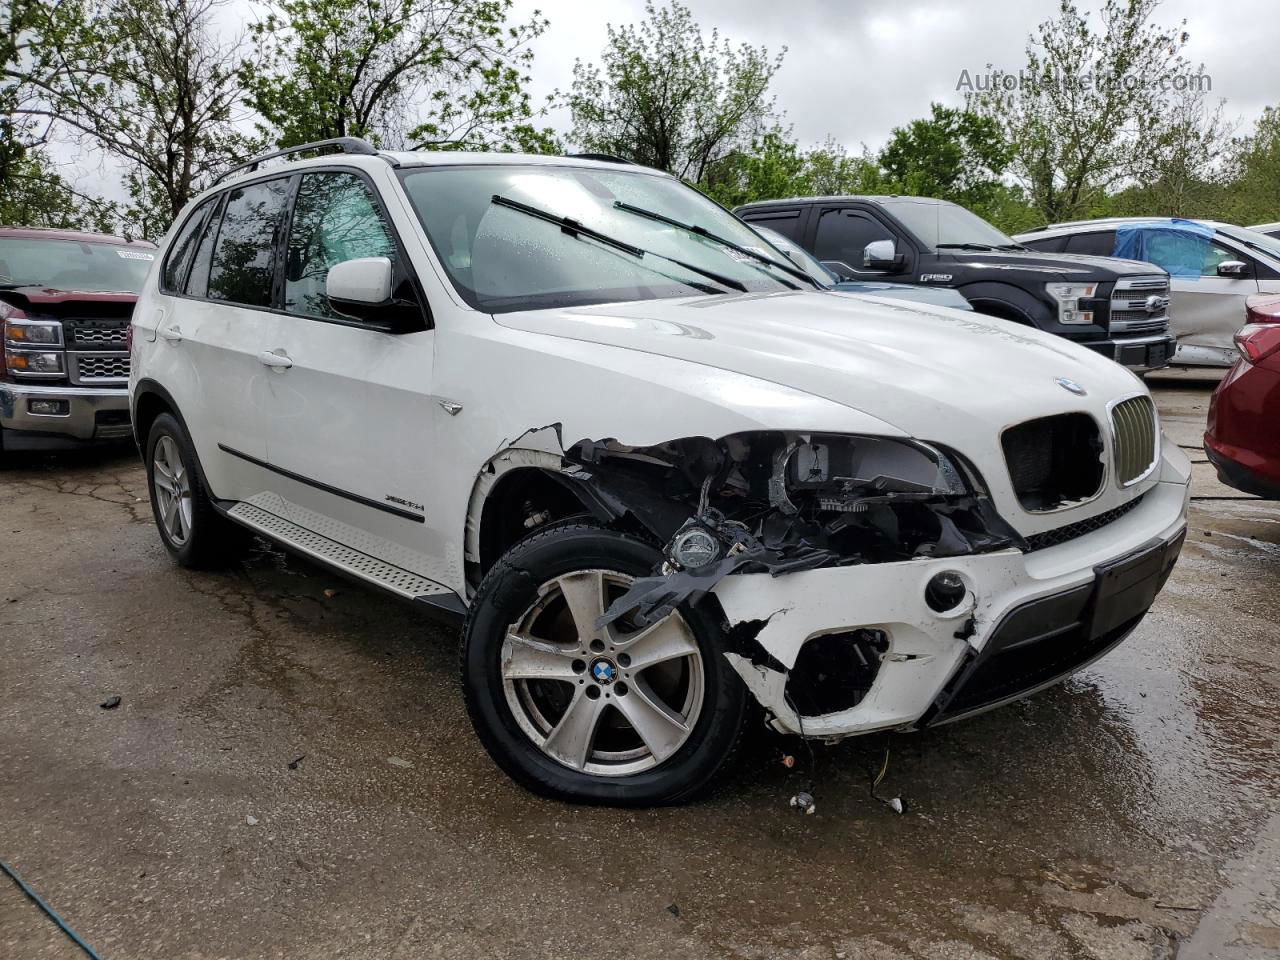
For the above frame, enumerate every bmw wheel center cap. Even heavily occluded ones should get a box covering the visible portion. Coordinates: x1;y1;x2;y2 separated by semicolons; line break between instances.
591;658;617;684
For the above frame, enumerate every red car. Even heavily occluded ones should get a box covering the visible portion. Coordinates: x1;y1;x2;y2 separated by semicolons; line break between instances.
0;226;155;454
1205;294;1280;498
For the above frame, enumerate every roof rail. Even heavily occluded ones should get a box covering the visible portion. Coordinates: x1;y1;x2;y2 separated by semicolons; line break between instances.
213;137;382;185
563;152;634;165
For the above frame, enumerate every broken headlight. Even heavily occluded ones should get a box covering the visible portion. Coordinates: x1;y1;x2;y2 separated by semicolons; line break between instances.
770;434;969;515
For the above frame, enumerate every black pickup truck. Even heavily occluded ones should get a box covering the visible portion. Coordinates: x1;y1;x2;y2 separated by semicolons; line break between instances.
735;195;1175;372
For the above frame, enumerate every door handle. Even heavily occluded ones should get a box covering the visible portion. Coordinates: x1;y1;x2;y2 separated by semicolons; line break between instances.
159;325;183;342
258;349;293;369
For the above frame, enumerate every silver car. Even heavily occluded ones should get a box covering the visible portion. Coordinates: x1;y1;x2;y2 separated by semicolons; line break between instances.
1016;218;1280;367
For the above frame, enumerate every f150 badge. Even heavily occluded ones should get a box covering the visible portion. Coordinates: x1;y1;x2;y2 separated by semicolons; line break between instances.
920;273;953;283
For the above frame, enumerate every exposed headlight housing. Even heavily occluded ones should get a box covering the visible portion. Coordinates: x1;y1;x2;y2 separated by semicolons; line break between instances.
773;434;969;514
1045;282;1098;325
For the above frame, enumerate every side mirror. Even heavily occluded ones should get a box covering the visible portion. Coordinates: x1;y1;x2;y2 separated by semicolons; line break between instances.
1217;260;1249;278
863;239;904;271
327;257;393;307
325;256;424;332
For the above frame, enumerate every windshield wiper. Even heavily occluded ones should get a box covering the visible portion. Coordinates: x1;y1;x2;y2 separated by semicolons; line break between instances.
611;200;812;290
491;195;747;293
936;242;1001;251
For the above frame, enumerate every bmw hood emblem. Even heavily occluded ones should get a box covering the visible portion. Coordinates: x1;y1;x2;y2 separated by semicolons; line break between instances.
1055;377;1087;396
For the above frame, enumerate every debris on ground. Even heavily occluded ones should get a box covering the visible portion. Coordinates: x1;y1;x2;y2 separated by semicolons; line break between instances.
288;755;305;770
245;815;258;826
386;756;413;768
99;696;121;710
790;791;816;815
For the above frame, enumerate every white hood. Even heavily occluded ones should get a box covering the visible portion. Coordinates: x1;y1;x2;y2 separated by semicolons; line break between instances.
495;290;1140;442
495;290;1153;535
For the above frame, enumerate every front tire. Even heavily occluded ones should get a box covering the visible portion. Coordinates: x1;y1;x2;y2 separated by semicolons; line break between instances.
145;412;246;567
462;521;747;805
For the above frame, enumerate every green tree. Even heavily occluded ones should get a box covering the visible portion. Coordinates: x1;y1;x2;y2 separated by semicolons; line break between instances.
878;103;1011;208
0;153;120;232
240;0;555;152
1219;106;1280;226
7;0;248;236
800;138;884;197
969;0;1215;224
700;129;806;208
564;1;784;185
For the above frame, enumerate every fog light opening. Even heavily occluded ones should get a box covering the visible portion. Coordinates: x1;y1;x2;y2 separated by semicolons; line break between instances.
28;398;70;417
925;571;968;614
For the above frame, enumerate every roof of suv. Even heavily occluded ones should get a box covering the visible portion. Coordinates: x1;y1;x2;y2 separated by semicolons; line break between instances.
0;225;156;246
736;195;945;209
210;150;674;193
1022;217;1235;236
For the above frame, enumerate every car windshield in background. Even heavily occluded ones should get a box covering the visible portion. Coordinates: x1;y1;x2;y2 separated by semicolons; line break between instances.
882;198;1019;251
399;164;803;313
751;225;837;288
1223;226;1280;261
0;237;155;293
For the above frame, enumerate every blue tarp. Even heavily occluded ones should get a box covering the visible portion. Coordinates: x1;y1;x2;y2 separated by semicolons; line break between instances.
1113;219;1215;279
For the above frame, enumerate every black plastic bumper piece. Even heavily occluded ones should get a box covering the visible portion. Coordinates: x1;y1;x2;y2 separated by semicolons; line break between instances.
1204;445;1280;500
923;528;1186;726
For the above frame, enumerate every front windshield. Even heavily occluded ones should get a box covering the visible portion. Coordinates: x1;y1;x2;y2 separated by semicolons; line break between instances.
0;236;156;293
1221;225;1280;261
881;198;1018;251
400;164;803;313
750;225;837;287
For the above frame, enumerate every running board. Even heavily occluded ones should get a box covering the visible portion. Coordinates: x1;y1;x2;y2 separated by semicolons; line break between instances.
226;501;459;604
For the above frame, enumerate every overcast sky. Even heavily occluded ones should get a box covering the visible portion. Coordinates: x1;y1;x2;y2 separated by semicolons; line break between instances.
510;0;1278;152
53;0;1280;204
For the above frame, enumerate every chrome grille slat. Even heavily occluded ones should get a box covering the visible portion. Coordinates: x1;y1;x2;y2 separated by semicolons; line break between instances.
68;351;131;384
1111;395;1158;486
1109;276;1169;334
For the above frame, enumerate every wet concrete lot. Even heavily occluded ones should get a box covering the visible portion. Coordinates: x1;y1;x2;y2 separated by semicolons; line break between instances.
2;376;1277;960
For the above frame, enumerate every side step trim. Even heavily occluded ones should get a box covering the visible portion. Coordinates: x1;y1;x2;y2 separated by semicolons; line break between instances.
226;501;457;603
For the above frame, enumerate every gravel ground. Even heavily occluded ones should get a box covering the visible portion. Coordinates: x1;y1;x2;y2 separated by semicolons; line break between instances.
2;375;1277;960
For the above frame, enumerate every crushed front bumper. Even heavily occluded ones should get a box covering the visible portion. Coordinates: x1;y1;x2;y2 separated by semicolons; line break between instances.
710;440;1190;739
0;382;132;450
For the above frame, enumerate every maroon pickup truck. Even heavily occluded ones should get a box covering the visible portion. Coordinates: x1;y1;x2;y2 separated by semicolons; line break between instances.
0;226;156;453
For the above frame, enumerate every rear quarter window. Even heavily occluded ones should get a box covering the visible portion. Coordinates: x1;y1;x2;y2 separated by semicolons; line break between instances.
1064;232;1118;257
161;199;216;293
207;177;293;308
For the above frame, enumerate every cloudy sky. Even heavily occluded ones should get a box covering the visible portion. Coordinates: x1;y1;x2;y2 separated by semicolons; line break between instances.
56;0;1280;202
509;0;1277;152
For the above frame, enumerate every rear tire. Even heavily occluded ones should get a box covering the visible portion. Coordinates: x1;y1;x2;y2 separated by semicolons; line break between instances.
145;413;247;568
462;520;747;805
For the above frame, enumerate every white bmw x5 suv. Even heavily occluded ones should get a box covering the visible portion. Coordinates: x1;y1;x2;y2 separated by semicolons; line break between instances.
130;139;1190;805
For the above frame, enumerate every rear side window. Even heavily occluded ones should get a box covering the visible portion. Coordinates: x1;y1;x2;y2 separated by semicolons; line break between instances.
741;208;804;242
285;172;397;320
161;199;214;293
1064;232;1117;257
208;178;292;307
1021;235;1067;253
184;196;223;298
814;210;894;270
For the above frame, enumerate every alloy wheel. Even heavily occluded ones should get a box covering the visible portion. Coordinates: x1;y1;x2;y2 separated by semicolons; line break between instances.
501;569;705;777
152;434;193;546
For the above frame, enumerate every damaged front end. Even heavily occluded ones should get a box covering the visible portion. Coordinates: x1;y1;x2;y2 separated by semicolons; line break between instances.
482;429;1023;734
558;430;1023;628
